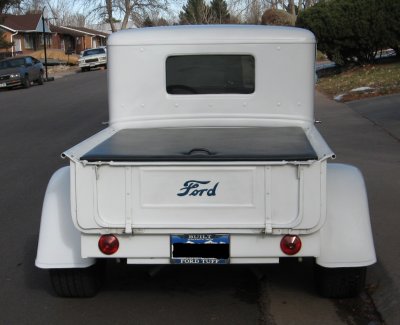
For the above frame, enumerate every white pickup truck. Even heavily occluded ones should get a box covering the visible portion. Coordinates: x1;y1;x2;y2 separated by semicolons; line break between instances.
36;25;376;298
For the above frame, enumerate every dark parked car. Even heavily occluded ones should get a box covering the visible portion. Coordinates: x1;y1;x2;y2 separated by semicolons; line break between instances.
0;56;44;89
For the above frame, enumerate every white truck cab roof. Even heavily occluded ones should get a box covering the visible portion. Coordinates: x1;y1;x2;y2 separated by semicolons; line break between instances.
108;25;315;46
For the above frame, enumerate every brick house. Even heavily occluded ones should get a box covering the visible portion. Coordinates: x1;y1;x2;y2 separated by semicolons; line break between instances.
0;13;51;58
0;14;108;58
51;25;108;54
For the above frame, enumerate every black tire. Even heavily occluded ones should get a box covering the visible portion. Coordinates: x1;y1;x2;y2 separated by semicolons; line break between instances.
49;263;105;298
81;67;88;72
22;75;30;88
37;72;44;85
315;265;366;298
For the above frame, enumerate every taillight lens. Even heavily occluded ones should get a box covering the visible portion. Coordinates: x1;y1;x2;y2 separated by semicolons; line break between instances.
280;235;302;255
98;234;119;255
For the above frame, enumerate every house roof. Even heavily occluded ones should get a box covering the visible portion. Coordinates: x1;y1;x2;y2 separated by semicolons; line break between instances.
50;24;87;37
0;13;41;31
87;22;137;34
64;26;109;38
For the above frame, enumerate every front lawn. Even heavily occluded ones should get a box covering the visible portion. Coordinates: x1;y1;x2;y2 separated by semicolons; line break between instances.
317;60;400;101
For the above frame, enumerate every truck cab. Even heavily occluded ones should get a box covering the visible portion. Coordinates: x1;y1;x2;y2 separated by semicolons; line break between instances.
36;25;376;298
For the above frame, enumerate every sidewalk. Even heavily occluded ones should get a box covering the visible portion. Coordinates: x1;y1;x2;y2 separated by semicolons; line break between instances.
315;92;400;325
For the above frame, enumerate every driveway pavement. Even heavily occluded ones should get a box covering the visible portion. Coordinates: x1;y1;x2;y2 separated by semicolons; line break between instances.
348;94;400;141
315;92;400;325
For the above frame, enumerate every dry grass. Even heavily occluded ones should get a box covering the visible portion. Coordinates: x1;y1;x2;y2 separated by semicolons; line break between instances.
317;60;400;101
316;50;327;61
30;49;79;65
46;65;79;75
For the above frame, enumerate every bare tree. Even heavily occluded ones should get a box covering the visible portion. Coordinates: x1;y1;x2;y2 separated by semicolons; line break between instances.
42;0;84;26
245;0;262;24
105;0;116;32
228;0;278;24
85;0;168;31
228;0;319;23
19;0;44;13
0;0;22;14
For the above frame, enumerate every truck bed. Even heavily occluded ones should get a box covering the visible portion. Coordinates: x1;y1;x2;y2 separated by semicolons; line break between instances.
80;127;318;162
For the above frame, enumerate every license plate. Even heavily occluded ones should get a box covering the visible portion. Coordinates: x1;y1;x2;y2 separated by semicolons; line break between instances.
170;234;230;264
0;83;6;88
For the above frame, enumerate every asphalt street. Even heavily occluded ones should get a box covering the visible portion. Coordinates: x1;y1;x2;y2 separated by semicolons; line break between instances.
0;70;394;324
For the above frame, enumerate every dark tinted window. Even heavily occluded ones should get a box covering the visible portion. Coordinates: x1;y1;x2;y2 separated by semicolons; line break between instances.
3;58;25;68
166;55;255;95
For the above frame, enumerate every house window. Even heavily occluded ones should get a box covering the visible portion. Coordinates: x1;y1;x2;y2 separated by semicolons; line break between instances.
24;34;35;49
39;34;52;47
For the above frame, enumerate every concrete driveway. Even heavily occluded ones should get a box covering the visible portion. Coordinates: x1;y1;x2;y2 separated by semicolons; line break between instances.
315;92;400;325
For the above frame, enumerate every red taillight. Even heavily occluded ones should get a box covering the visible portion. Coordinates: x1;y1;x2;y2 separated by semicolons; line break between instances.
98;234;119;255
280;235;302;255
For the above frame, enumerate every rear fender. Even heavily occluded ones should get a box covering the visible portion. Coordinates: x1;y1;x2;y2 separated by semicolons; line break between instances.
317;163;376;267
35;167;95;269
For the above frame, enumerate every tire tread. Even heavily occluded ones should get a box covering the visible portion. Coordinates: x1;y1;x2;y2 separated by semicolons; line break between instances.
315;265;366;298
49;264;103;298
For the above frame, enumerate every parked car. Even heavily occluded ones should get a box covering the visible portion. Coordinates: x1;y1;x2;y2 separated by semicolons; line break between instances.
0;56;44;89
36;25;376;298
78;47;107;72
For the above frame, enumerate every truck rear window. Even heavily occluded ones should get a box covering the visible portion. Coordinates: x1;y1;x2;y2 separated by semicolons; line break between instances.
166;55;255;95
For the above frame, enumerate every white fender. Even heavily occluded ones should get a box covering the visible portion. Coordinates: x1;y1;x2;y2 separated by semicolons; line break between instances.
35;167;95;269
317;163;376;267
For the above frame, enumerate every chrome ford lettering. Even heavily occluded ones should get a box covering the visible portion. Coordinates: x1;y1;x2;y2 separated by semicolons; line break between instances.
177;180;219;197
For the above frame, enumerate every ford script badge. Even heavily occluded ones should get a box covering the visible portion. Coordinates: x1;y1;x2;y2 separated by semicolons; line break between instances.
177;180;219;197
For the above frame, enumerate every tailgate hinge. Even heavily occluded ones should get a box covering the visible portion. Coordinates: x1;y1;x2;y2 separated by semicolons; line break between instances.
264;166;273;234
124;167;133;234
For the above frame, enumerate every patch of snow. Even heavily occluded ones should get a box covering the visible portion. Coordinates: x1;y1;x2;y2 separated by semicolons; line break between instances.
350;86;374;93
334;94;345;101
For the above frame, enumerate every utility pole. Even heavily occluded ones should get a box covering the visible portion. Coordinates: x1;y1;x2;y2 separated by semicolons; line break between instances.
41;11;49;80
41;7;56;82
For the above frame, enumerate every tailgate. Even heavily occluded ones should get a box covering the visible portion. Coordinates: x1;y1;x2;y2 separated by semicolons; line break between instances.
73;162;325;233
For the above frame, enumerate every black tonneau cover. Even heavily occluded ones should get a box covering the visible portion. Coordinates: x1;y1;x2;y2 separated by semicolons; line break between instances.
80;127;318;162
